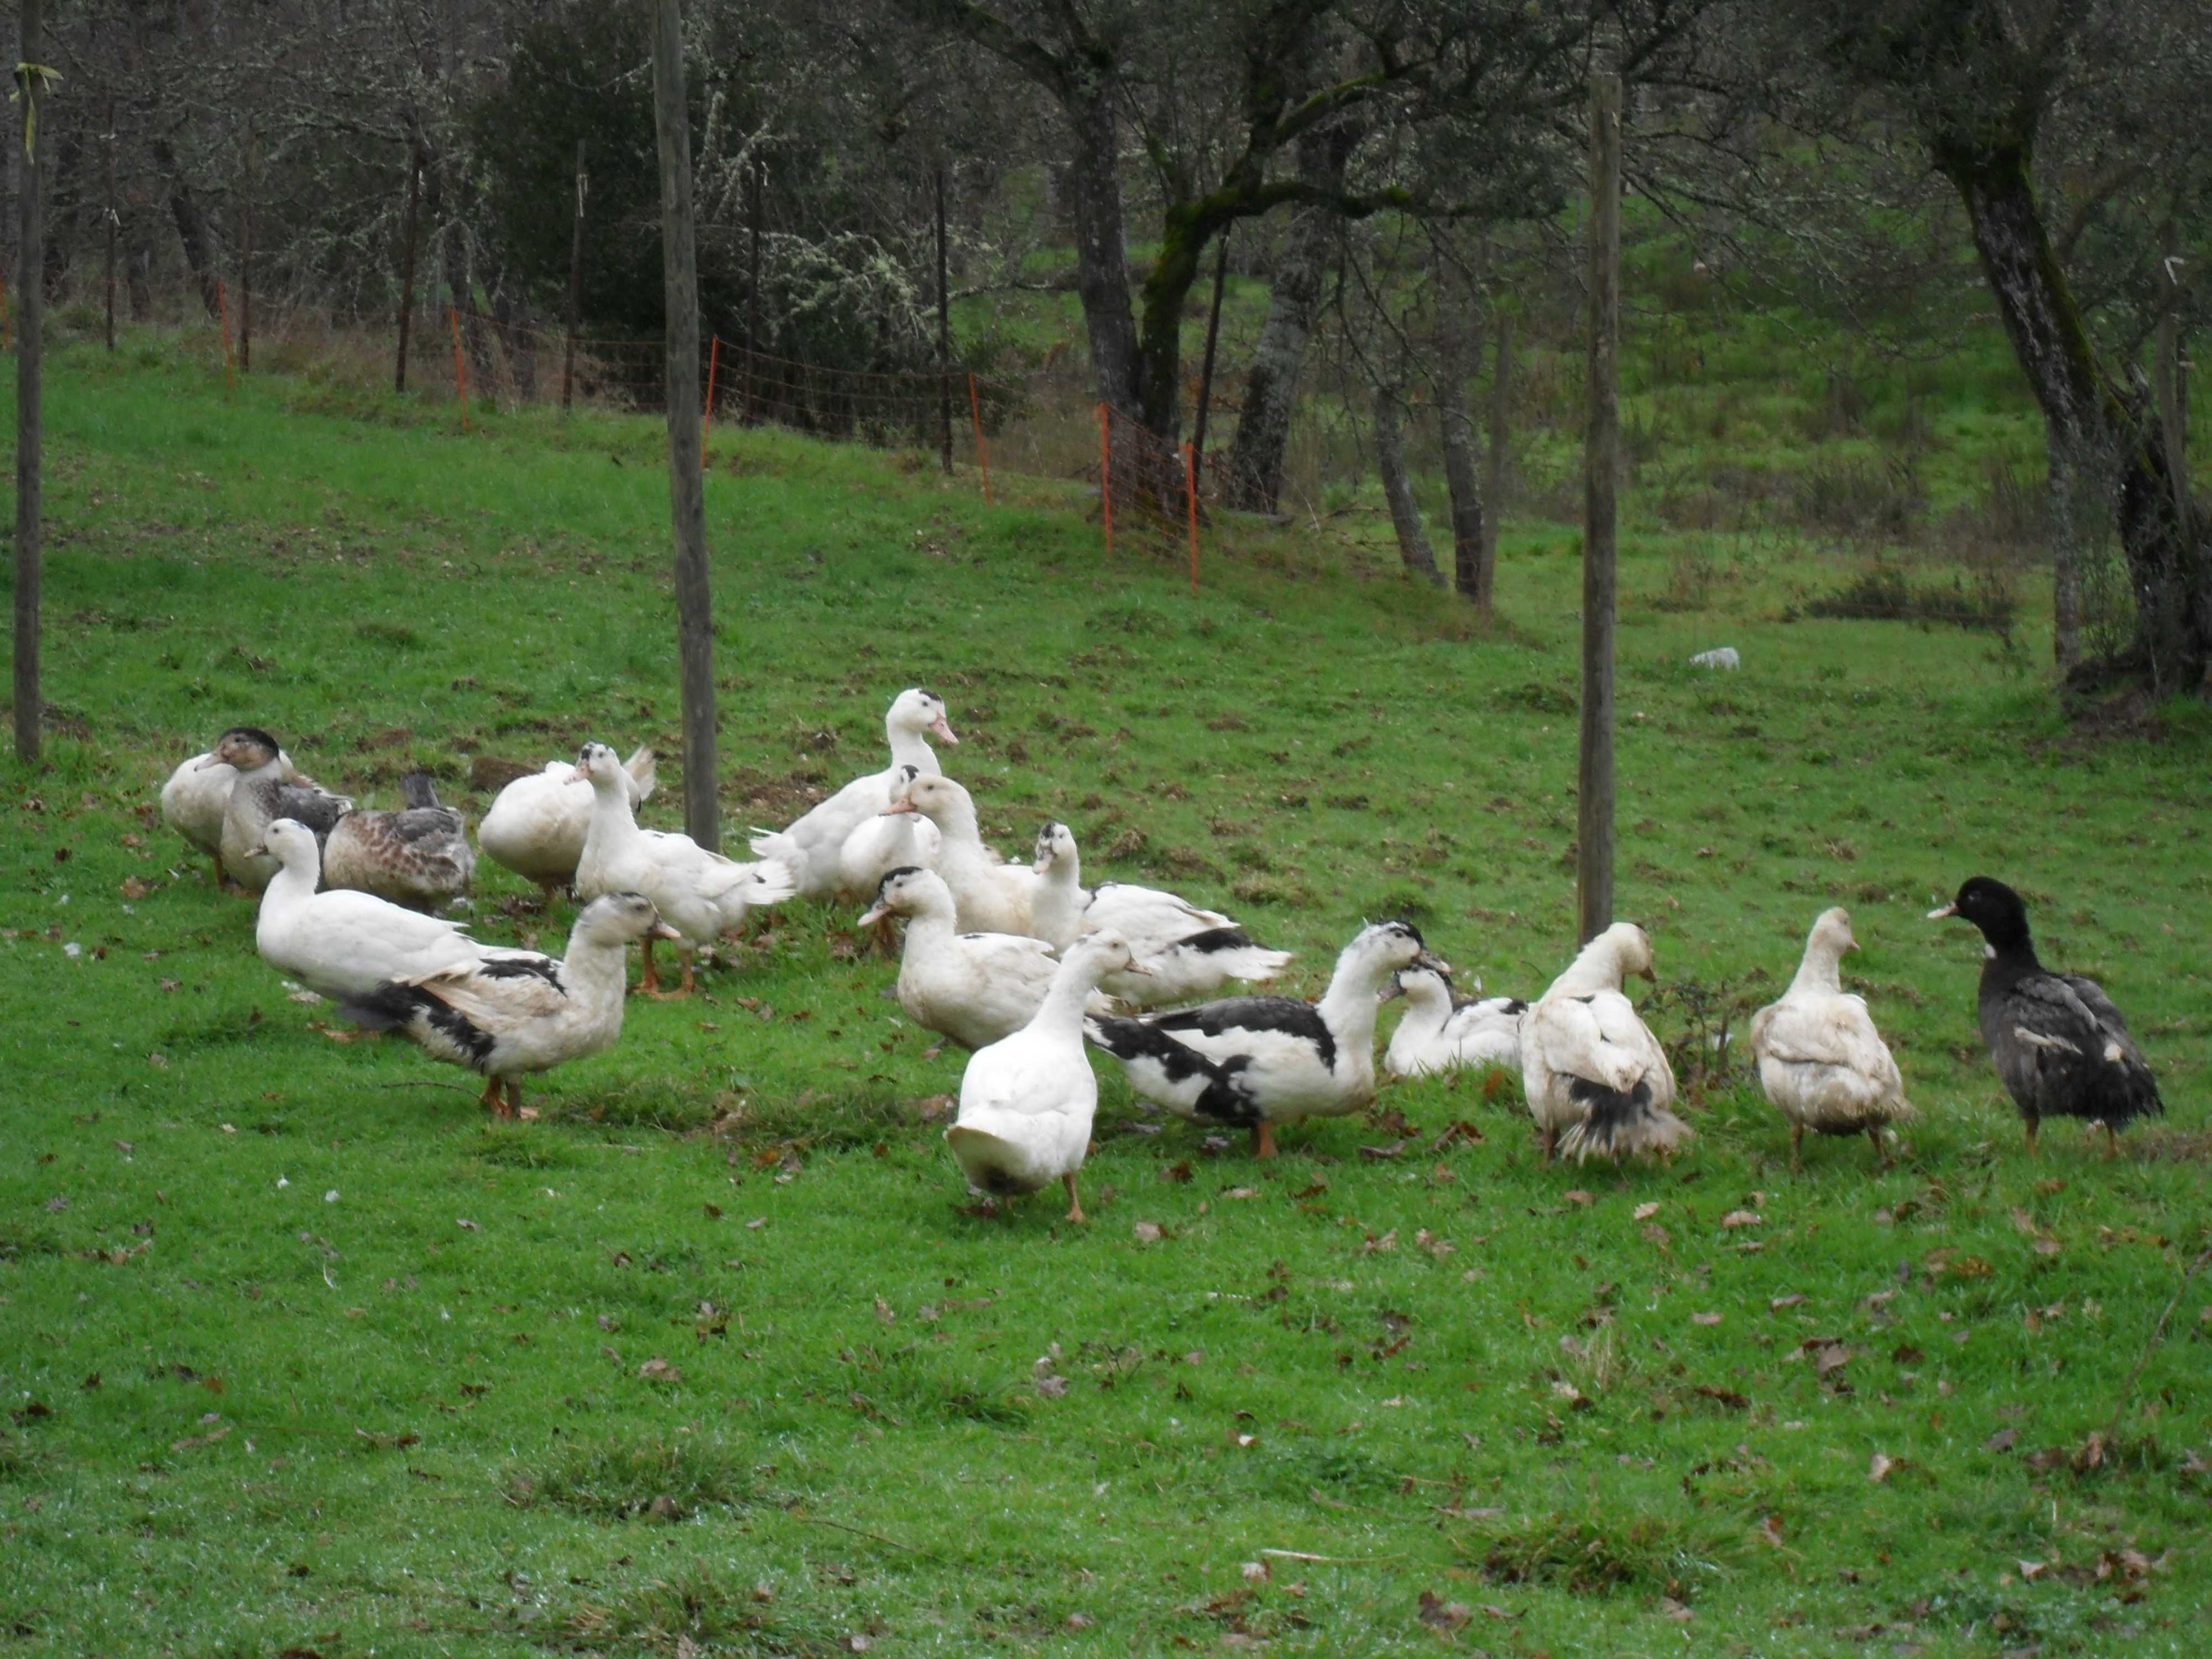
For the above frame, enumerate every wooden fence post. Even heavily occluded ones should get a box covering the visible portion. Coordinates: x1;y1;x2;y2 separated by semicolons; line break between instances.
745;157;762;425
218;280;236;388
702;333;719;463
103;100;118;352
967;373;992;505
1576;71;1622;946
13;0;46;762
935;164;952;474
395;137;422;393
239;128;256;373
1183;441;1199;593
653;0;719;852
562;138;586;411
448;305;469;430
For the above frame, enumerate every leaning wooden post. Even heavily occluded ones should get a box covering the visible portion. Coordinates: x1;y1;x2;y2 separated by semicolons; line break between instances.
12;0;46;763
561;138;586;411
702;333;719;462
1576;71;1622;945
395;135;422;393
239;127;256;373
103;100;118;352
1182;441;1199;594
967;372;992;505
1191;231;1229;483
1481;311;1513;622
651;0;718;851
935;163;952;474
744;157;761;425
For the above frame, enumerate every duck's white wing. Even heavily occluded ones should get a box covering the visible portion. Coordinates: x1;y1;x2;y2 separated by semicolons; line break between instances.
1084;881;1234;935
1527;992;1647;1093
406;953;571;1024
1754;994;1900;1090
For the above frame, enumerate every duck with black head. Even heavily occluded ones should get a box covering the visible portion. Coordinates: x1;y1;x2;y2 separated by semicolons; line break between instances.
1929;876;2162;1156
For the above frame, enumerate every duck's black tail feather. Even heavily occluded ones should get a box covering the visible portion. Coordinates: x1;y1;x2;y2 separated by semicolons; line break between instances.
1556;1076;1693;1162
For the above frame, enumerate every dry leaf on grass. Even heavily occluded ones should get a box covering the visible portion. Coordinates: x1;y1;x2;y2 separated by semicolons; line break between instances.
1416;1590;1472;1634
1721;1209;1762;1229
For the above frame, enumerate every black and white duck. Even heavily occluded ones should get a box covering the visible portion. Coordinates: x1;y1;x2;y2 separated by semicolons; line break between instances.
1749;906;1914;1171
1520;922;1689;1165
1083;920;1447;1157
351;892;677;1118
1030;820;1292;1007
1929;876;2162;1156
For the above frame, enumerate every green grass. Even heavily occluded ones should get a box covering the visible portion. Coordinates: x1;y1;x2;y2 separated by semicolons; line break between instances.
2;332;2209;1656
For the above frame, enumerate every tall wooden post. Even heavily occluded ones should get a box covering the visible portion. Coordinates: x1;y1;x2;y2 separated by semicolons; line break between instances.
239;128;257;373
652;0;718;851
1482;312;1512;619
744;158;761;424
1576;72;1621;946
103;100;118;352
935;164;952;473
562;138;586;411
13;0;45;762
1191;231;1229;481
395;136;422;393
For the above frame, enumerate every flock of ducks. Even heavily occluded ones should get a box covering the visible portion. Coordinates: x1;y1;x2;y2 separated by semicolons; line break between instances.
159;690;2167;1217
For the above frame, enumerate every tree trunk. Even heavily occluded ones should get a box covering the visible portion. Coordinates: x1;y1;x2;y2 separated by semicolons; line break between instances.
1062;87;1140;415
1936;140;2209;693
1434;263;1488;610
1373;387;1441;584
149;137;219;317
1223;128;1350;513
651;0;719;852
2047;422;2085;672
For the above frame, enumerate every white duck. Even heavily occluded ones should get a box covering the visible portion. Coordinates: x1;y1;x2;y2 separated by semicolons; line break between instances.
837;763;942;902
881;773;1040;937
208;726;354;893
1750;907;1914;1171
947;929;1146;1222
573;741;797;997
1520;922;1689;1165
253;817;521;1002
1084;920;1447;1157
749;688;957;899
1382;964;1525;1079
858;866;1063;1050
351;892;677;1118
1029;820;1292;1006
478;745;656;894
160;736;312;888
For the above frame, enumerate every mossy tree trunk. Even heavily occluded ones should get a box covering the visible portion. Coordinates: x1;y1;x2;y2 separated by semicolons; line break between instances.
1934;138;2208;694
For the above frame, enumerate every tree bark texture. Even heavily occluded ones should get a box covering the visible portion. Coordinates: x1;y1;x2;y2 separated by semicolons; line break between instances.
1063;88;1141;415
1372;388;1441;585
651;0;719;849
1483;314;1513;601
14;0;45;761
150;135;219;318
1936;140;2208;692
1434;264;1488;609
1222;127;1352;514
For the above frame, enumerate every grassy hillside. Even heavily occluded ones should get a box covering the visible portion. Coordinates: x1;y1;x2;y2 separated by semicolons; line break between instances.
1;335;2207;1656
